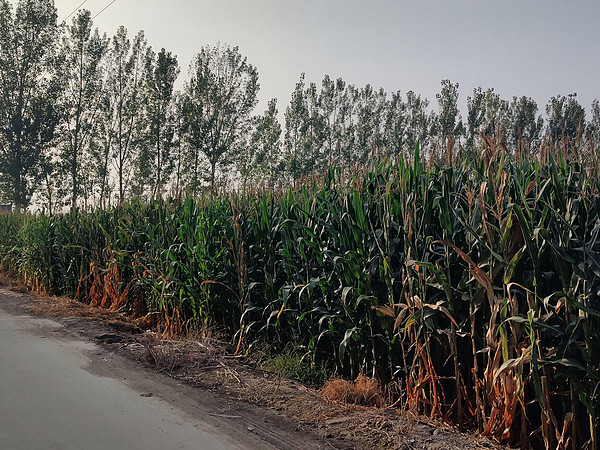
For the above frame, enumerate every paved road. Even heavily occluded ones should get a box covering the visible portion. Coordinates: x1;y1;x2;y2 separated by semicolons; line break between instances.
0;309;239;450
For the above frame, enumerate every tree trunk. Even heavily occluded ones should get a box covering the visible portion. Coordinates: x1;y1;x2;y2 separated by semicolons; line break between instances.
155;122;161;200
118;155;124;205
210;160;216;195
71;148;78;210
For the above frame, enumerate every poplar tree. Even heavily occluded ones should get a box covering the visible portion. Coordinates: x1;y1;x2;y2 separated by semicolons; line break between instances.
88;90;114;207
481;88;510;144
383;91;407;158
354;84;386;163
104;27;147;204
135;48;179;199
60;10;108;210
466;87;485;152
435;80;464;161
319;76;347;166
466;87;510;151
587;100;600;152
546;93;586;150
508;96;543;156
0;0;60;208
182;44;259;193
404;91;430;156
240;98;282;186
284;74;326;179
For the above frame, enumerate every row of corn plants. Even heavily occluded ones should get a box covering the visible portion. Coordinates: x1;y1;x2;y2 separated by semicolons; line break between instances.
0;146;598;449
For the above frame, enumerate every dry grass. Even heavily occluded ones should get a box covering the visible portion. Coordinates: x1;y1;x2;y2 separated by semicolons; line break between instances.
321;374;385;407
0;280;499;450
0;272;29;292
137;333;230;374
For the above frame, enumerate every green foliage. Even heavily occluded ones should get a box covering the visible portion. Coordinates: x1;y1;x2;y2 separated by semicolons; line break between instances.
255;343;330;387
546;93;586;146
59;9;108;210
0;0;60;208
435;79;464;151
109;27;148;204
134;47;179;199
240;98;282;185
2;150;599;447
181;44;260;193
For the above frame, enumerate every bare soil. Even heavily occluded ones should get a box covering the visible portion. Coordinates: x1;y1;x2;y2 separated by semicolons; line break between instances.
0;275;502;450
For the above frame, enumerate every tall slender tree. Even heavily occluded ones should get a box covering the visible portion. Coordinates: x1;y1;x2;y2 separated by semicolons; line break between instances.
466;87;485;152
86;87;115;208
182;44;259;193
0;0;60;208
104;27;147;204
508;96;543;156
383;90;407;159
60;9;108;210
587;99;600;152
435;80;463;161
135;47;179;199
546;93;586;151
319;75;347;166
239;98;282;186
284;74;309;180
284;74;327;179
170;91;188;199
404;91;430;155
354;84;386;163
481;88;510;144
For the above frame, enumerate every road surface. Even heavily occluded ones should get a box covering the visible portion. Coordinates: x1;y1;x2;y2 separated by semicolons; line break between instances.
0;307;245;450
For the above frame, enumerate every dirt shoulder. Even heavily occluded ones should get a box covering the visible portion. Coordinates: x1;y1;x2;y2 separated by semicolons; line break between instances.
0;277;501;450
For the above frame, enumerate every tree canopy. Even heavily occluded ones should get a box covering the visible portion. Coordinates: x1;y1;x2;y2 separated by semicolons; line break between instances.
0;0;598;210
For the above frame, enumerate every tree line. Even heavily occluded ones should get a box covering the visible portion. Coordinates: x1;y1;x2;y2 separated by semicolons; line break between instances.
1;0;599;211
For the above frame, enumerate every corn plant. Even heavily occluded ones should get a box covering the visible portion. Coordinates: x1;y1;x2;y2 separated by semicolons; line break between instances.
0;143;598;448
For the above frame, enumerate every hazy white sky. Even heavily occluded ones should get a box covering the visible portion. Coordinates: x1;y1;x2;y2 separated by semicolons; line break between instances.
51;0;599;116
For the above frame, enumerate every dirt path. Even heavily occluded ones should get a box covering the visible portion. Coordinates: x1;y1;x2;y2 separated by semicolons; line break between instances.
0;289;331;450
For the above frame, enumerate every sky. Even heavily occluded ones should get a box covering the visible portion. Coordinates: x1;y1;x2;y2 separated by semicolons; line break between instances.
50;0;600;118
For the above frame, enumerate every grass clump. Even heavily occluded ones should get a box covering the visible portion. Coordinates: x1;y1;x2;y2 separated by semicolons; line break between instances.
322;374;385;407
256;345;330;387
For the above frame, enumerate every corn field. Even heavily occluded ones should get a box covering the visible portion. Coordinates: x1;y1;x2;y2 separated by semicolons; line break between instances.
0;146;599;449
